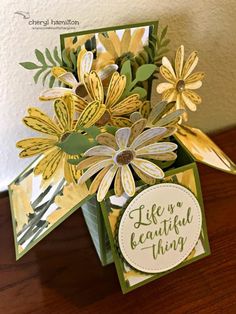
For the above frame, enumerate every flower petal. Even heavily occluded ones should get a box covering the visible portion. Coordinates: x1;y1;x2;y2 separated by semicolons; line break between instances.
114;167;124;196
34;147;60;176
162;56;176;80
129;118;147;145
89;166;111;195
131;158;164;179
130;112;143;123
182;51;199;79
97;165;118;201
121;165;136;197
54;99;72;131
162;88;177;102
129;28;145;54
185;81;202;90
121;29;131;54
140;101;151;119
96;133;118;149
16;137;56;149
98;33;118;59
175;45;184;78
130;127;167;150
110;116;132;127
23;115;61;136
136;142;178;156
84;145;115;157
154;109;185;127
42;150;63;180
77;50;93;83
39;87;73;101
185;71;205;84
77;156;110;170
78;159;114;184
147;101;174;125
182;90;201;111
111;94;141;115
84;71;104;103
156;82;174;94
76;100;106;128
105;72;126;108
17;138;56;157
115;127;131;149
107;31;121;56
97;64;118;81
57;72;78;88
138;152;177;161
131;164;156;185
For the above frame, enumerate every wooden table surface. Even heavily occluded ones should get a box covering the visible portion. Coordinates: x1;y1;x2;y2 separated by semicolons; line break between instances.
0;128;236;314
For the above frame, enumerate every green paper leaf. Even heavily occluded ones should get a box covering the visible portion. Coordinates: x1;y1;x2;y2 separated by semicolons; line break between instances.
58;132;97;155
45;48;56;66
129;87;147;99
35;49;47;66
49;75;55;88
19;62;40;70
80;126;101;138
104;125;118;135
53;46;63;65
42;69;51;86
62;49;72;68
135;64;157;82
160;26;168;41
33;68;46;83
70;50;77;70
120;60;132;86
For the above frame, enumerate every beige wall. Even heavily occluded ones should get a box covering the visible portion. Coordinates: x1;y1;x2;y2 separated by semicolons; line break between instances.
0;0;236;190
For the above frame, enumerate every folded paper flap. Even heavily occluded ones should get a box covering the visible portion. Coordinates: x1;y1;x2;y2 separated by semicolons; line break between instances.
175;124;236;174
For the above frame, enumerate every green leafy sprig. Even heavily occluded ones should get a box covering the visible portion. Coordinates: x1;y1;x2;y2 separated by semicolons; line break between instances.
120;60;156;99
19;47;78;88
135;22;170;77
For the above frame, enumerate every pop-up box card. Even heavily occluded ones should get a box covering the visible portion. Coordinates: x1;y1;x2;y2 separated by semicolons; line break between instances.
9;21;235;293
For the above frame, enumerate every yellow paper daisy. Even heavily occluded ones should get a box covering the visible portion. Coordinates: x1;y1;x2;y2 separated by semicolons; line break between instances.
97;28;145;69
130;100;185;132
16;95;106;182
157;45;204;121
64;34;94;52
40;49;118;101
77;120;178;201
82;71;142;127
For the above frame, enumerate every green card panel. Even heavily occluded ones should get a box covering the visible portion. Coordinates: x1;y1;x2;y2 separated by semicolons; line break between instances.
101;162;210;293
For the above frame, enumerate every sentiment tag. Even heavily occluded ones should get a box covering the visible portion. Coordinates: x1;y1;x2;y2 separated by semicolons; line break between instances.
118;183;202;273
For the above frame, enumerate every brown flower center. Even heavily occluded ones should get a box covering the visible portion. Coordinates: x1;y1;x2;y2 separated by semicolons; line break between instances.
95;110;111;126
176;80;185;92
60;132;71;142
75;84;88;98
115;150;134;165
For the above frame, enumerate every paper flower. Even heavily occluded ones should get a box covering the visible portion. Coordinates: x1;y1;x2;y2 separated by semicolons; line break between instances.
156;45;204;121
81;71;142;127
64;34;94;52
40;49;118;101
130;100;185;131
97;28;145;69
77;121;178;201
16;96;105;182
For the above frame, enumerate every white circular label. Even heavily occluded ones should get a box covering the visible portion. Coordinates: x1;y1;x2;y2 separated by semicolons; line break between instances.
118;183;202;273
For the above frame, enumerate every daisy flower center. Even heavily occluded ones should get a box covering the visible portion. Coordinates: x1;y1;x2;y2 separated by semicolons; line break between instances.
75;84;88;98
96;110;111;126
115;149;134;165
60;131;72;142
176;80;185;92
